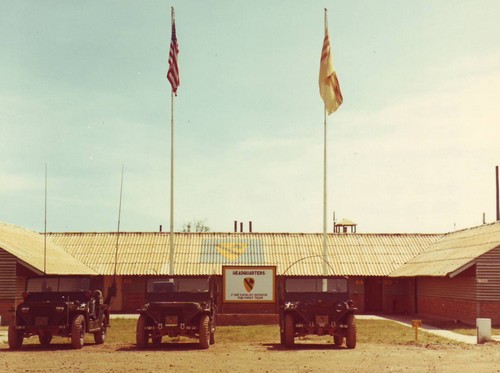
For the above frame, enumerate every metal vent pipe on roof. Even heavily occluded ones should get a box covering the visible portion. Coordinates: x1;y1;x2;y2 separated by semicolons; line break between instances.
234;221;237;233
240;222;243;233
249;221;252;233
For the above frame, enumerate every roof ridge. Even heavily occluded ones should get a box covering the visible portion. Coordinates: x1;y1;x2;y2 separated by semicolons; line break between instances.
47;231;444;236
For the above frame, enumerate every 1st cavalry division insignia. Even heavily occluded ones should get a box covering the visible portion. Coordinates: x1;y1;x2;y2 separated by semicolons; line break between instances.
244;277;255;292
215;242;248;261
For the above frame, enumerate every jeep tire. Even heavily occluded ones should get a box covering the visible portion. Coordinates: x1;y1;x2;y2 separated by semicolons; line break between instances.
345;314;357;349
284;314;295;347
199;315;210;349
136;314;149;349
94;320;107;344
8;323;23;349
71;314;85;349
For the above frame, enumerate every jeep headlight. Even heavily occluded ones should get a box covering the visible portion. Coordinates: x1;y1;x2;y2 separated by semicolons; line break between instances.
200;302;210;310
20;307;29;313
284;302;297;310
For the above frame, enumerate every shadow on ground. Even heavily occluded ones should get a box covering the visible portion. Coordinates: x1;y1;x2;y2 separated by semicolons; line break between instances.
263;342;349;351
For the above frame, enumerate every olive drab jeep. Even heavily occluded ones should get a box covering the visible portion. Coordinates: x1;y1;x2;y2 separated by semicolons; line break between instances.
8;276;111;349
136;276;217;349
279;277;357;348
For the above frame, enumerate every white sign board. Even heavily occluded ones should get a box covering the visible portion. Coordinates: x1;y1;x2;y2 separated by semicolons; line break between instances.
223;266;276;303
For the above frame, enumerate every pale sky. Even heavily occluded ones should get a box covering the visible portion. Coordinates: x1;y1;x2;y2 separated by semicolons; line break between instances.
1;0;499;234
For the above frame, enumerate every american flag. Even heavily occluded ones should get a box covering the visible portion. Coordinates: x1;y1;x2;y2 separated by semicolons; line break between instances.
167;8;179;95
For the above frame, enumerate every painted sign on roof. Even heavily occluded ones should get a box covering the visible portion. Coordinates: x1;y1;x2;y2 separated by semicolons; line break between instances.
200;238;265;264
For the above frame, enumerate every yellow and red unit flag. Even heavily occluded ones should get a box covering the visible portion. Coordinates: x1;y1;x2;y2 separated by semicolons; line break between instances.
319;25;342;114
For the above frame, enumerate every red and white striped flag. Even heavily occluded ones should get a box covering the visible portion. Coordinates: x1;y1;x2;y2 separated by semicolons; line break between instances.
319;26;342;114
167;8;179;95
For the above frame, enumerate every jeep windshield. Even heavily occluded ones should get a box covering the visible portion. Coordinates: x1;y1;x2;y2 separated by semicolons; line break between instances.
285;278;347;293
26;277;91;293
146;278;209;293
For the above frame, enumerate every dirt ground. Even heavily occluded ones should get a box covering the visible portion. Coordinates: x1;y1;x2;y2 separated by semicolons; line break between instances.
1;340;499;373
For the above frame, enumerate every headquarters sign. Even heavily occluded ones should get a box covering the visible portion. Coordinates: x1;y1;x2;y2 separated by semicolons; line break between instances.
223;266;276;303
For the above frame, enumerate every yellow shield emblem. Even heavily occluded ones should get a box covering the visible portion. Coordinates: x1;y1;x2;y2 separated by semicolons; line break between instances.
244;277;255;292
215;242;248;261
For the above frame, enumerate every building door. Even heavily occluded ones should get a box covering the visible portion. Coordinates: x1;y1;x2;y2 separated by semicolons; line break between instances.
122;277;146;312
365;277;383;312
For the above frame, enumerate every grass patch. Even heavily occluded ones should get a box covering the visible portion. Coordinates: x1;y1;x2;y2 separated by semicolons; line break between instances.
217;325;278;343
421;319;500;336
358;319;452;345
18;318;137;345
111;319;460;345
106;318;137;344
2;318;471;347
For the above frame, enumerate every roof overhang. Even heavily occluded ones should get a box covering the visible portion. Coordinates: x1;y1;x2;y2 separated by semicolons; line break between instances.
15;258;45;276
447;261;476;278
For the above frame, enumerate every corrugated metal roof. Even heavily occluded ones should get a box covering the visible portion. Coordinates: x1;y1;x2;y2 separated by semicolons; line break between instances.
0;222;97;275
389;222;500;277
48;231;441;276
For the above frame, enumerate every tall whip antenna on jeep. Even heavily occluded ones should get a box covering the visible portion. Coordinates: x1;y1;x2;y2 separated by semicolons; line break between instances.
114;165;124;283
105;165;124;306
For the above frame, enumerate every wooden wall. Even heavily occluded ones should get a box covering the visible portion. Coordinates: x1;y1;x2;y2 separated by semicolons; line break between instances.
0;249;17;325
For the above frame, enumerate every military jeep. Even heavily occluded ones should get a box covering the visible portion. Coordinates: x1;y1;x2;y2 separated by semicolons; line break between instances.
8;276;110;349
279;277;357;348
136;276;217;349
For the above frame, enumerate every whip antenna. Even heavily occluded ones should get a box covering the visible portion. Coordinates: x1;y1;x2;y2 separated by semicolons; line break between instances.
106;165;124;305
114;165;124;281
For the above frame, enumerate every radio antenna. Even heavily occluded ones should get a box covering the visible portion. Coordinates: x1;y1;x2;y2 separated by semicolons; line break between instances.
114;165;124;281
105;165;124;306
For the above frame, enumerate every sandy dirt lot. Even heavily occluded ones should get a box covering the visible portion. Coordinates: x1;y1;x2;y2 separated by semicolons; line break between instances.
1;340;499;373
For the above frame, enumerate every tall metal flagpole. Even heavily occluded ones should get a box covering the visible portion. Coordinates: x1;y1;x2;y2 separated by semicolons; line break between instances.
166;7;180;276
169;88;175;275
319;9;343;277
322;9;328;276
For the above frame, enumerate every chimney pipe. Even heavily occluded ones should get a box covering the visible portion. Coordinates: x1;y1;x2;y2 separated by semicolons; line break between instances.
249;221;252;233
234;220;237;233
496;166;499;221
240;222;243;233
159;225;162;232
